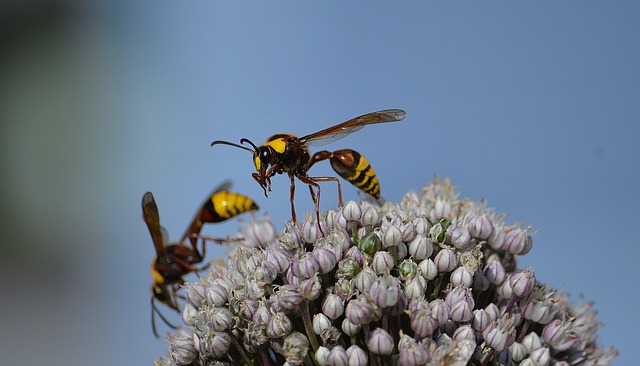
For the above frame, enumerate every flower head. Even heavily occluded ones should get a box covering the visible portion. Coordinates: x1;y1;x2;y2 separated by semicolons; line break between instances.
155;178;616;366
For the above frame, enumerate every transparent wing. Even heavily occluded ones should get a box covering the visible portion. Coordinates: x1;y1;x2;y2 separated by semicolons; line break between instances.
302;109;406;147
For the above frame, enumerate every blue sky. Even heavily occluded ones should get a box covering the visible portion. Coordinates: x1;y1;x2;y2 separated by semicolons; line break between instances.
0;1;637;365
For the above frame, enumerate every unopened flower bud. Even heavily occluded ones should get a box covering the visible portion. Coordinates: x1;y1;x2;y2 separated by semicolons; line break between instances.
410;307;438;338
472;309;491;332
243;219;277;247
208;331;232;359
299;274;322;300
358;231;381;256
429;218;451;244
450;266;474;288
345;296;374;325
342;201;362;222
313;313;332;335
360;206;379;227
542;319;577;352
336;258;360;280
484;257;506;285
429;299;450;326
322;293;344;320
448;225;471;250
169;335;197;365
292;252;321;280
276;285;304;312
346;345;368;366
453;325;476;343
314;247;337;274
371;250;395;274
264;247;291;274
182;303;198;326
504;226;533;255
418;258;438;280
315;346;330;366
369;275;400;308
185;282;207;307
482;315;516;352
341;317;362;337
468;213;494;240
408;234;433;260
205;283;229;307
401;221;417;242
509;341;528;362
398;333;431;366
328;345;348;366
450;299;473;322
282;331;309;365
522;331;542;353
354;266;377;293
398;259;418;279
434;248;457;272
381;225;402;247
266;311;292;338
412;217;430;236
366;328;394;355
509;269;536;297
404;275;427;300
530;346;551;366
302;215;327;243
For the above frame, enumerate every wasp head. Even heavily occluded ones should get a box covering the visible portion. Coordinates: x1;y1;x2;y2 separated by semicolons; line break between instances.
211;138;273;197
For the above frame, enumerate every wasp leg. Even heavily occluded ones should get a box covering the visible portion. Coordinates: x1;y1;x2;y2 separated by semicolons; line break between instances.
289;175;297;224
309;151;344;207
151;296;178;339
298;175;324;233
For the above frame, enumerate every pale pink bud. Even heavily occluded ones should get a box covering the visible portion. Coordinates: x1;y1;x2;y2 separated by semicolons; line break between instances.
328;345;349;366
453;325;476;343
542;319;577;352
408;234;433;260
504;226;533;255
266;311;292;338
448;225;471;250
450;266;474;288
342;201;362;222
346;345;368;366
313;313;332;335
381;225;402;247
434;247;457;272
360;206;379;227
169;335;197;365
345;296;374;325
341;318;361;337
509;269;536;297
366;328;394;355
371;251;395;274
468;213;494;240
418;258;438;280
484;258;506;285
450;299;473;322
509;341;528;362
322;293;344;320
369;275;400;308
530;346;551;366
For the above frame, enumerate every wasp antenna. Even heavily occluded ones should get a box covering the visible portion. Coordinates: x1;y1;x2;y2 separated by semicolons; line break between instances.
211;140;255;153
239;138;259;151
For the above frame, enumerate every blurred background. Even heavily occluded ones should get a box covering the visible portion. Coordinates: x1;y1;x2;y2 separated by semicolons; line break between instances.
1;1;636;364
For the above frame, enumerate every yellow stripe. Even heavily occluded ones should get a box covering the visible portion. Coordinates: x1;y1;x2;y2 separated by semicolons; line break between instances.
265;138;287;154
212;191;232;219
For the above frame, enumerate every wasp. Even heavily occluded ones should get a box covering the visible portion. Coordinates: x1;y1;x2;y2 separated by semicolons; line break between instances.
141;183;258;337
211;109;406;225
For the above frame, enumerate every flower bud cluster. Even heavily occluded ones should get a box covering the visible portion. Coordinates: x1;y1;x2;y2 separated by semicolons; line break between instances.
156;177;617;366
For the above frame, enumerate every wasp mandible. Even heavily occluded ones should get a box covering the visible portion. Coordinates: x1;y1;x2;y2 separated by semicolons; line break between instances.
211;109;406;225
141;183;258;337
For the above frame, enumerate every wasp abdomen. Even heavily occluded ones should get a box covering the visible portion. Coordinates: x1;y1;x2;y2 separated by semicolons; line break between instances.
204;191;259;222
330;149;381;199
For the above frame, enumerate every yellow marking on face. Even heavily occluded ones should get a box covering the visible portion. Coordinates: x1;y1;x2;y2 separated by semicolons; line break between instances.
265;138;287;154
152;267;165;284
253;155;261;170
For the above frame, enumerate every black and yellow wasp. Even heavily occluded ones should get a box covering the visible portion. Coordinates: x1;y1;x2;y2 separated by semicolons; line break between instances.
141;182;258;337
211;109;406;224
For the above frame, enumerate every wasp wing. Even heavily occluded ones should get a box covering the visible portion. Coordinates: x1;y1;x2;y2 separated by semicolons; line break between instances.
302;109;406;147
178;181;234;243
142;192;167;257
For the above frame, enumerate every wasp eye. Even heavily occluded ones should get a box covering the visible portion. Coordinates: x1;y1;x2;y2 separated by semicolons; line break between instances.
258;146;271;164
